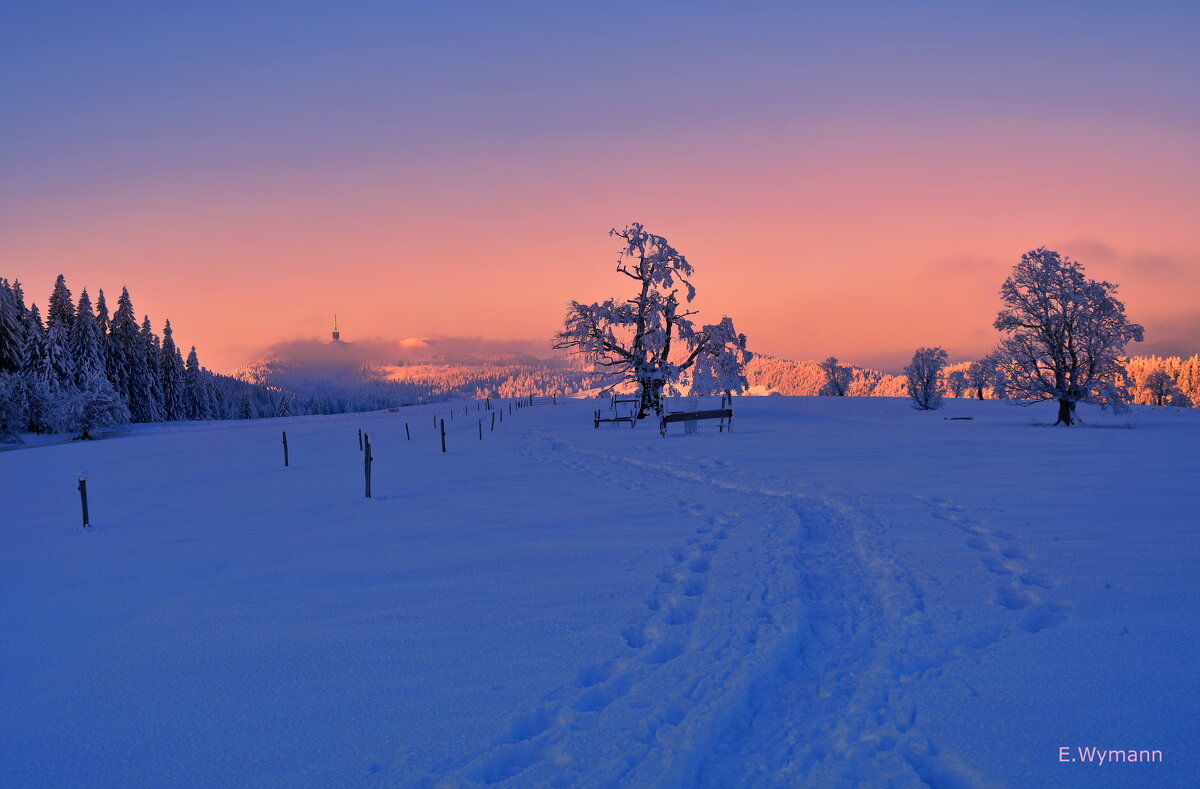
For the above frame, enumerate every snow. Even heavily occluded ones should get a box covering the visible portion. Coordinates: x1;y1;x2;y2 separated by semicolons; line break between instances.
2;396;1197;787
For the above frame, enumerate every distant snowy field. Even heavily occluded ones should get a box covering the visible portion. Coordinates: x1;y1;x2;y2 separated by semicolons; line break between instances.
2;397;1197;788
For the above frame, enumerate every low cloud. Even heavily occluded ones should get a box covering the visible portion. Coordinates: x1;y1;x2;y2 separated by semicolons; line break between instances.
252;335;563;368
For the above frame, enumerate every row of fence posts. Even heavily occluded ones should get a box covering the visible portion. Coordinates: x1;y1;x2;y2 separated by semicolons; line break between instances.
72;396;560;526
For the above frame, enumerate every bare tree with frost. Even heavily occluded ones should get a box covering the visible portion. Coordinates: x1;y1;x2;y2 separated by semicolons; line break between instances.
554;223;749;418
818;357;852;396
905;347;948;410
993;248;1143;426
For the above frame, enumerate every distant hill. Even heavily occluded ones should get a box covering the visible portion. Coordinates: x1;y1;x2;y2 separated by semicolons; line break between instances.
234;336;1200;414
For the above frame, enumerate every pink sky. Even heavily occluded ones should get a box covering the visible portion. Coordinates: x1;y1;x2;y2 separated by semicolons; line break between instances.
3;5;1197;373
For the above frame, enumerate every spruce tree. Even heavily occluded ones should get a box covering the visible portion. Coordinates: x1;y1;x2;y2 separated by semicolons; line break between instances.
237;391;254;419
108;287;155;421
46;274;75;334
95;288;110;337
139;317;165;422
0;279;26;373
183;346;211;420
159;319;186;420
19;305;65;433
70;289;106;382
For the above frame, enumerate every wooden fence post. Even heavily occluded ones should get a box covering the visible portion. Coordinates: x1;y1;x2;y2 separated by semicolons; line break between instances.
363;434;373;498
478;419;483;440
282;431;289;467
440;419;446;453
491;412;495;431
358;428;362;451
77;473;90;528
405;422;411;441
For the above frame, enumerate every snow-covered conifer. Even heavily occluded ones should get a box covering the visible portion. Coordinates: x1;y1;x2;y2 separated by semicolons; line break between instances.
70;290;106;382
993;248;1143;425
46;274;75;334
237;391;254;419
0;278;26;373
183;346;209;419
274;394;292;417
139;317;165;422
95;288;111;338
159;319;186;420
905;347;948;410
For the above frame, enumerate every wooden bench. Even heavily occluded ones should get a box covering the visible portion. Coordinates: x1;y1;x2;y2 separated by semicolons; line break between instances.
659;408;733;437
594;410;637;429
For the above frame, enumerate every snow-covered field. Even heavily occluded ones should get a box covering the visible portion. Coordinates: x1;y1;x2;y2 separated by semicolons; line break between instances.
2;396;1197;788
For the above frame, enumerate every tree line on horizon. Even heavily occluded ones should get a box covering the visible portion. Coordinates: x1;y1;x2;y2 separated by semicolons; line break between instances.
554;227;1192;425
746;352;1199;408
0;275;282;442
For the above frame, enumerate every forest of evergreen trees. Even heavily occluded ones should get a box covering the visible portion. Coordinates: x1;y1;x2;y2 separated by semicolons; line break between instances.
0;275;279;442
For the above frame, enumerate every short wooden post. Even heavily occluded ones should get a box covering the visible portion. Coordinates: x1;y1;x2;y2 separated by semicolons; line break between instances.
358;428;362;451
363;434;373;498
282;431;289;466
440;419;446;453
405;422;411;441
451;409;454;421
432;414;436;428
499;409;503;423
77;473;90;528
478;419;482;440
491;412;495;431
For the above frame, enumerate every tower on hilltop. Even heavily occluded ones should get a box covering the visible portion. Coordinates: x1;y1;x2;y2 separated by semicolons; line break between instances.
331;315;342;344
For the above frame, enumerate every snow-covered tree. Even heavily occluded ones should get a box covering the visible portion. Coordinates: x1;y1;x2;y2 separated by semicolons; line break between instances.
993;248;1144;426
0;369;27;441
818;357;852;396
159;319;186;420
905;346;948;410
69;290;106;382
45;274;75;334
139;317;166;422
274;393;292;417
554;223;750;417
686;317;752;398
237;391;254;419
65;368;129;439
19;305;70;433
95;288;111;340
183;346;212;420
963;358;995;400
945;369;967;398
1143;370;1182;407
0;278;26;373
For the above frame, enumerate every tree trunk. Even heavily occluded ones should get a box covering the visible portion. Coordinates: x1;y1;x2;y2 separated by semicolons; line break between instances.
637;379;665;419
1053;398;1074;426
976;386;984;400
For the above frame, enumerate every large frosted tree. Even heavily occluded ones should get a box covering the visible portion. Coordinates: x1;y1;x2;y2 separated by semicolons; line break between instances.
993;248;1143;426
554;223;750;417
